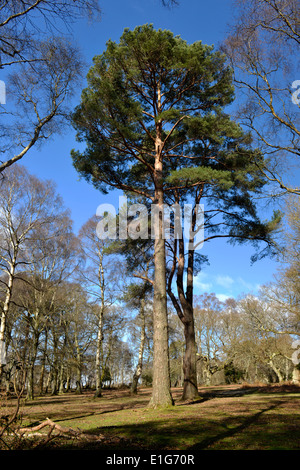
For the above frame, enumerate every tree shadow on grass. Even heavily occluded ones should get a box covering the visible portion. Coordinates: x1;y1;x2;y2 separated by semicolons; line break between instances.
188;400;284;450
20;390;300;451
71;399;295;451
21;400;150;428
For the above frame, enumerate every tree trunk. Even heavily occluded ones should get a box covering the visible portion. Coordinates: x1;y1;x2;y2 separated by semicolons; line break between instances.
65;371;71;392
182;313;198;400
131;299;146;395
167;190;202;401
269;358;284;383
27;363;34;400
45;370;52;394
0;254;17;380
51;368;58;395
75;379;82;394
38;361;46;396
27;333;39;400
149;91;173;408
150;233;173;408
292;367;300;384
94;247;105;398
180;192;202;400
58;364;65;394
74;328;82;395
38;329;48;395
94;306;104;398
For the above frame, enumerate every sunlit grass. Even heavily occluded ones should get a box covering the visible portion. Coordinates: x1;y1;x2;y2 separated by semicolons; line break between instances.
10;385;300;450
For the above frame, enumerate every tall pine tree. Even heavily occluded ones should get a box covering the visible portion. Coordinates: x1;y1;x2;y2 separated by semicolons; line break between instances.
71;24;280;406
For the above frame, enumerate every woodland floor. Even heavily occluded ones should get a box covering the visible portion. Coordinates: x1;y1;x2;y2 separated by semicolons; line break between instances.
1;383;300;451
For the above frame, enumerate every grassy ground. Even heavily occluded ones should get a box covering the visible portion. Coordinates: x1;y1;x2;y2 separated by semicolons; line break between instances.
2;384;300;450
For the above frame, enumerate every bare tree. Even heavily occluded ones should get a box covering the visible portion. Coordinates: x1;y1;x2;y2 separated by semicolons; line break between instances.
0;165;71;381
0;0;101;172
223;0;300;196
77;216;123;397
0;0;101;68
0;38;82;172
123;281;153;395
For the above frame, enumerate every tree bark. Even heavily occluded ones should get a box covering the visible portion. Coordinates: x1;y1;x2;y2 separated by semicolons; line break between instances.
0;252;17;380
269;357;284;383
131;298;146;395
182;311;198;400
38;329;48;395
89;243;106;398
292;367;300;384
51;368;58;396
58;364;65;394
27;331;40;400
94;291;104;397
149;85;173;408
167;195;201;401
74;327;82;394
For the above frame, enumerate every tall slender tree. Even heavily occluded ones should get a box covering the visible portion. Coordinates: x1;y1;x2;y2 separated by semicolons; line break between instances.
77;216;122;397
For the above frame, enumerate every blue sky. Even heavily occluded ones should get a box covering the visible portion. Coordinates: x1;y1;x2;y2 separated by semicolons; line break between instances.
21;0;280;301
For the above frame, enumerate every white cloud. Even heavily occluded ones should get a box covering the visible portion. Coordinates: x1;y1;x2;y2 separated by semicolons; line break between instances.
193;272;212;292
216;293;231;302
216;275;234;289
193;272;262;299
237;277;261;293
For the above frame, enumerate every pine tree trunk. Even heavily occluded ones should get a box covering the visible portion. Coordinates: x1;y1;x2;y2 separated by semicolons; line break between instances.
182;313;198;400
181;194;201;400
149;93;173;408
167;192;202;401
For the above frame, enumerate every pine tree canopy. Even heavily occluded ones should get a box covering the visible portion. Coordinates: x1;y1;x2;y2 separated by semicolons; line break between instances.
71;24;281;254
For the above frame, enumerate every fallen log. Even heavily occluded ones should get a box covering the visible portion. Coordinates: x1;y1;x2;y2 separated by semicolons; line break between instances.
19;418;79;437
17;418;104;444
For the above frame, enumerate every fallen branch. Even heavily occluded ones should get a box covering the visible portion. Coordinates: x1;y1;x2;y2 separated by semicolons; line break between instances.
18;418;80;438
16;418;105;448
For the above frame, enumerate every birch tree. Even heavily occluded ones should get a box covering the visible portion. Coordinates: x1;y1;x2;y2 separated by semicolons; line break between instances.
0;0;101;68
223;0;300;196
77;216;122;397
123;282;153;395
0;165;71;380
0;0;102;172
0;38;83;173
